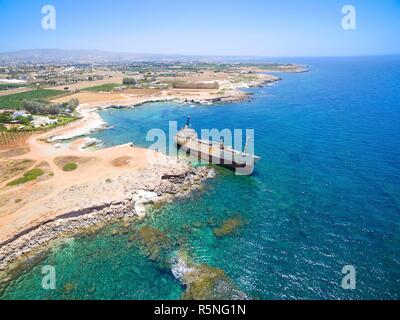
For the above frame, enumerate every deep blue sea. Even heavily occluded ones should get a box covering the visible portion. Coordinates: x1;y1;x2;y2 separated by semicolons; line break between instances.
2;56;400;299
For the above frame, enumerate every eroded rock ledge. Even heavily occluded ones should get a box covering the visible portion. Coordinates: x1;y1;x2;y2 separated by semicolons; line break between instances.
0;163;214;270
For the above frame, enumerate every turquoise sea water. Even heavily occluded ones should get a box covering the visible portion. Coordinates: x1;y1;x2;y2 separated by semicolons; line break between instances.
2;56;400;299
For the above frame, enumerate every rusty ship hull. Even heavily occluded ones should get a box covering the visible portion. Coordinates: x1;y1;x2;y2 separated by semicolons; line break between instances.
174;127;260;171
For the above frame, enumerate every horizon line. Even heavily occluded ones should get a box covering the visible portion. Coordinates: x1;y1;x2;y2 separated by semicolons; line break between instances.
1;48;400;60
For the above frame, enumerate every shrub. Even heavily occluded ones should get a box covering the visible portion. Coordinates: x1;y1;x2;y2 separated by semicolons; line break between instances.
63;162;78;171
7;168;44;186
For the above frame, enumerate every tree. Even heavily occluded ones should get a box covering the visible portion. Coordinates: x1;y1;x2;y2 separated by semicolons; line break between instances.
123;77;137;85
68;98;79;109
23;100;47;114
22;100;61;115
0;113;12;123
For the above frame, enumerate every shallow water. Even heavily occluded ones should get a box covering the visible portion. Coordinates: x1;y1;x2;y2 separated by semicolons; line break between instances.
2;56;400;299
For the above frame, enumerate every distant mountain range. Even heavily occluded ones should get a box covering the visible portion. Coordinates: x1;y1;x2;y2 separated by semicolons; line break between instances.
0;49;279;65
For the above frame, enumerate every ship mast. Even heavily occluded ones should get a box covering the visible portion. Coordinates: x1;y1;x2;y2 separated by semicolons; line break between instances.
185;115;191;128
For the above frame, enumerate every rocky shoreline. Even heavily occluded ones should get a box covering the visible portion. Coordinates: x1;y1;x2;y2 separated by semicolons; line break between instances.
0;71;274;284
0;162;214;272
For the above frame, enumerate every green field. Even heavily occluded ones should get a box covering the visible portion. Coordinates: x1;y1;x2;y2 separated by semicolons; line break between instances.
82;83;120;92
0;89;65;110
0;83;28;90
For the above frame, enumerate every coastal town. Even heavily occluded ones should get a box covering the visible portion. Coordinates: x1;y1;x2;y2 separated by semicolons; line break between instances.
0;56;306;296
0;60;305;140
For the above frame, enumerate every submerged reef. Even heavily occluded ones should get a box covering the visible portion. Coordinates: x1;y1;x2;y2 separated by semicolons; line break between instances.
213;215;247;238
129;225;174;262
171;251;248;300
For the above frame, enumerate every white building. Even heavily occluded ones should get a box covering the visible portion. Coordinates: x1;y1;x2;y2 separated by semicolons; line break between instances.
12;110;31;119
31;116;58;128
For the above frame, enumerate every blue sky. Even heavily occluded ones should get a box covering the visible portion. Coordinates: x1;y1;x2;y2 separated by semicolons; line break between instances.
0;0;399;56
